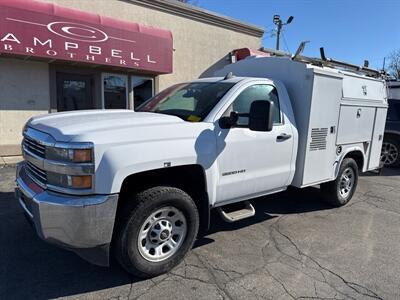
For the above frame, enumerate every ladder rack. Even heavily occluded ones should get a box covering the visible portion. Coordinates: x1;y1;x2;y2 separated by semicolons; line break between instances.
259;46;386;79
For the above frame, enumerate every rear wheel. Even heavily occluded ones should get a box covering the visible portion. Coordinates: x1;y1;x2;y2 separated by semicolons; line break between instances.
381;137;400;167
115;186;199;278
321;158;358;207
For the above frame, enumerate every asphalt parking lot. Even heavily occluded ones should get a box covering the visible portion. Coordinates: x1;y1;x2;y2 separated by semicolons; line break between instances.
1;165;399;300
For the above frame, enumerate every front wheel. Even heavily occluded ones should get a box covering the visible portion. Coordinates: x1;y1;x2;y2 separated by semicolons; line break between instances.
321;158;359;207
115;186;199;278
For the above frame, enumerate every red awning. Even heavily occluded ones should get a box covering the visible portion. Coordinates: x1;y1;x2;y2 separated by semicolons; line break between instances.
0;0;173;73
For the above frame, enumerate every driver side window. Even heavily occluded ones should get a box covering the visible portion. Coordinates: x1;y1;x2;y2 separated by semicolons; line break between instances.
230;84;281;127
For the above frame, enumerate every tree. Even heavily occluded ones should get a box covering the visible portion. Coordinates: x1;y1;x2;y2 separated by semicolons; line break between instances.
387;49;400;79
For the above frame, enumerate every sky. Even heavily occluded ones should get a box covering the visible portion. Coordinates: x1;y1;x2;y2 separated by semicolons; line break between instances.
194;0;400;70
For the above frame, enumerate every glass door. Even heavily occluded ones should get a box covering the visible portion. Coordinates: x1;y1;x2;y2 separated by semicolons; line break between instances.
102;73;128;109
56;73;94;111
132;76;154;109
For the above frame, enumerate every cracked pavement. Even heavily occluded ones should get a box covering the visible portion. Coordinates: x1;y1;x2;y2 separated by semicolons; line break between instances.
1;166;399;300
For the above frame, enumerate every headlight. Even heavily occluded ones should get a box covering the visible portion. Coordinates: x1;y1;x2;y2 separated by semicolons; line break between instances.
43;143;94;192
47;172;92;189
46;147;93;163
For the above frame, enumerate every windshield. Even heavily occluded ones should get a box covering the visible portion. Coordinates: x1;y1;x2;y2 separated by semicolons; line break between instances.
136;81;235;122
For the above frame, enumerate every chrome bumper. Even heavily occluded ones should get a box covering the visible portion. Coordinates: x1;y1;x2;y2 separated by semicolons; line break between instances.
15;162;118;266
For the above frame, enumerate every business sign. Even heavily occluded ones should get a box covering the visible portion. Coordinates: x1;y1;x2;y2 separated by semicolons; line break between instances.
0;1;173;73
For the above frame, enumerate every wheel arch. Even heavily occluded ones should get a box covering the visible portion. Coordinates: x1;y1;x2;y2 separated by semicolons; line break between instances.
383;131;400;141
334;148;365;179
117;164;210;234
343;150;364;171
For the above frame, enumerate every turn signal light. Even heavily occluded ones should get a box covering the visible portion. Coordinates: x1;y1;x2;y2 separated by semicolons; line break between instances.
73;149;92;163
70;175;92;189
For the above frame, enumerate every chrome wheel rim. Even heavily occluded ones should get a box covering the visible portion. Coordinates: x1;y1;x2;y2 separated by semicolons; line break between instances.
381;142;398;166
339;167;355;198
137;206;187;262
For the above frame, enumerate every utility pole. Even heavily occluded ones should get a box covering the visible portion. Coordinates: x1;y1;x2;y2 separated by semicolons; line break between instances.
273;15;294;50
275;17;282;50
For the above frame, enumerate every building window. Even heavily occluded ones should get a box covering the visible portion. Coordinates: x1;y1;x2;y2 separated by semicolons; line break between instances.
102;73;128;109
56;73;94;111
132;76;154;109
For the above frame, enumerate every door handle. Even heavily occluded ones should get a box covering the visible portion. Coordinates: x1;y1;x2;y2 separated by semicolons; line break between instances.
277;133;292;141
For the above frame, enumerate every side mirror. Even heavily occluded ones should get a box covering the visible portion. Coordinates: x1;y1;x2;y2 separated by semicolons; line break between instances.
219;111;239;129
249;100;274;132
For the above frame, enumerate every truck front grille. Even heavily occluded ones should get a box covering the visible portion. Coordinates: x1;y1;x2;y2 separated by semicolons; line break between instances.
23;136;46;158
25;161;47;186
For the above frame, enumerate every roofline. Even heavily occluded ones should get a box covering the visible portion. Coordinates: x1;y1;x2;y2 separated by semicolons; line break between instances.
124;0;265;38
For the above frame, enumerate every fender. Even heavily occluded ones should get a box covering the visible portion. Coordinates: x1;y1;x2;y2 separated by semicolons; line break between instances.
93;129;219;203
334;144;367;178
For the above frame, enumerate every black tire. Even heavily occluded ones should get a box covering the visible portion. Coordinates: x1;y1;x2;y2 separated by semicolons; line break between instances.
115;186;199;278
321;158;359;207
381;136;400;168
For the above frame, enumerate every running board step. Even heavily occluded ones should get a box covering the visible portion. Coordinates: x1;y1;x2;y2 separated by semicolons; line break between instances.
217;201;255;222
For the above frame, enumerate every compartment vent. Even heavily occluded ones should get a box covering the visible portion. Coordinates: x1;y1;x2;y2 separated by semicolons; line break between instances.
310;128;328;151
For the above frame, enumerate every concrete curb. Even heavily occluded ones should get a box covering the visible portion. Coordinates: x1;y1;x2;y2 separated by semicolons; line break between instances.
0;156;23;168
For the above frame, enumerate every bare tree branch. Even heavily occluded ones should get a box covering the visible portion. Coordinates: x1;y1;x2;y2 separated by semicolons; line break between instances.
388;49;400;79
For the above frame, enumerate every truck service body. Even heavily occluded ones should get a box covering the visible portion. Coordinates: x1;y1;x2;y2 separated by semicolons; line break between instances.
15;56;388;277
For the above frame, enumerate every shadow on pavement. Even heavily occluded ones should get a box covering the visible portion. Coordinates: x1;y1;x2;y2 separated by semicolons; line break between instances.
0;185;333;299
360;167;400;177
0;191;136;300
206;185;333;235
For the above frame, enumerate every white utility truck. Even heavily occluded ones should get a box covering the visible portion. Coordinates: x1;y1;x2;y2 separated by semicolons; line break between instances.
16;51;387;278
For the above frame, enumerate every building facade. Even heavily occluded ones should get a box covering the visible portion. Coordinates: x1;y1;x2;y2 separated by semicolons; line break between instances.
0;0;263;158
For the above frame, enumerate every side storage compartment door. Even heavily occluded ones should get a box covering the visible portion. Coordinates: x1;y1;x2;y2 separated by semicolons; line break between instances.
336;106;376;144
368;108;388;170
302;72;342;186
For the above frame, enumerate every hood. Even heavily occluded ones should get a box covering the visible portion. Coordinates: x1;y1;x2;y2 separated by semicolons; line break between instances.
28;110;189;142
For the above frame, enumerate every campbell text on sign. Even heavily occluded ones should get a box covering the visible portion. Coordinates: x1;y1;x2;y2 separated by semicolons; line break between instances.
0;1;173;74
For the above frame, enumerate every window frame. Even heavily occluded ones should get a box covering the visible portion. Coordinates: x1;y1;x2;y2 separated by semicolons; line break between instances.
222;83;284;129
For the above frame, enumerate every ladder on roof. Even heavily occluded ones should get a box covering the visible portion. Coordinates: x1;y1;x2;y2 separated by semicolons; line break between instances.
259;43;386;79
